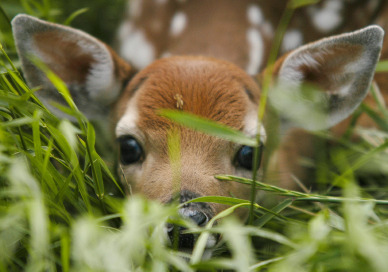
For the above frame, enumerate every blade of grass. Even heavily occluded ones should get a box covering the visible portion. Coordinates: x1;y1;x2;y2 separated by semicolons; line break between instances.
248;0;305;225
190;203;249;264
32;110;43;161
60;230;70;272
254;198;293;227
360;103;388;132
63;8;88;25
216;175;388;205
87;123;104;200
375;60;388;72
159;109;258;147
186;196;286;219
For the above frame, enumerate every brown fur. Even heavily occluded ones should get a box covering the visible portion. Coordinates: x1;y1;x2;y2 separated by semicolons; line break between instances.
106;46;135;82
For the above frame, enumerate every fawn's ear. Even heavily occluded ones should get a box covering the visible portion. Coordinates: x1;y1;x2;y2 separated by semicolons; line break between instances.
12;14;135;119
270;26;384;131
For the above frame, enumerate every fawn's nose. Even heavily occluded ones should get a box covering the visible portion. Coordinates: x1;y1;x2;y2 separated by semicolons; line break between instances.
167;209;211;249
190;210;208;226
166;191;215;249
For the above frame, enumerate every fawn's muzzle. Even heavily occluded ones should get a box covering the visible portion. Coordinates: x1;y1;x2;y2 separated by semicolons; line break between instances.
167;191;217;249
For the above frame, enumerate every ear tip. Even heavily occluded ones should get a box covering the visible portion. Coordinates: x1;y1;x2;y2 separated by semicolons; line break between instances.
11;14;48;34
12;14;36;26
365;25;384;37
358;25;385;45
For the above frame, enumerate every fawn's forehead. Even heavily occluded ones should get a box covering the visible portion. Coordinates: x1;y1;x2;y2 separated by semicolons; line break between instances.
115;57;260;138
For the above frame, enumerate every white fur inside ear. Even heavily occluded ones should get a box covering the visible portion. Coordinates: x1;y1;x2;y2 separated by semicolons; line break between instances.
79;39;121;104
278;51;320;86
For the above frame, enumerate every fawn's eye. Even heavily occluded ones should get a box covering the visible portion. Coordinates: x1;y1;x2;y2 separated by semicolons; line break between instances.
118;136;144;165
235;143;264;170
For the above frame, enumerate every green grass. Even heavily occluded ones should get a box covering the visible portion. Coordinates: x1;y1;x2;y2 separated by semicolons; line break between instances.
1;0;388;271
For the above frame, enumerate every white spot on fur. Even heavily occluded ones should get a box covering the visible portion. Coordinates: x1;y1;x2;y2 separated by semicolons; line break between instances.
309;0;343;33
281;29;303;52
128;0;142;18
246;28;264;75
247;5;263;26
244;107;266;143
115;98;140;137
120;27;155;69
117;22;133;44
170;12;187;37
161;51;172;58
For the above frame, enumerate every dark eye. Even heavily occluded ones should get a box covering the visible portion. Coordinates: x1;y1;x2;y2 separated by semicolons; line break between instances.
235;144;264;170
118;136;144;165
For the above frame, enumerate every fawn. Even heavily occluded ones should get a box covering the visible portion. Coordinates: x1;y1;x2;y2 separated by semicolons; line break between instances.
12;0;386;250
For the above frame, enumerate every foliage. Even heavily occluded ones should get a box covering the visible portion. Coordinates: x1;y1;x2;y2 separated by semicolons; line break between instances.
1;0;388;271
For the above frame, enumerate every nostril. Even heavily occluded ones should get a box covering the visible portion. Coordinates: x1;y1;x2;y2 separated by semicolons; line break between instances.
166;223;174;234
190;211;208;226
166;209;214;249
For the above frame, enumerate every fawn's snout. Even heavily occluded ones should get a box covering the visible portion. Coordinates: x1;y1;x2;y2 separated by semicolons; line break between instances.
167;191;217;249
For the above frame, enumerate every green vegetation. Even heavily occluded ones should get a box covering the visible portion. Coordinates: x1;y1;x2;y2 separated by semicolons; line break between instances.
1;0;388;271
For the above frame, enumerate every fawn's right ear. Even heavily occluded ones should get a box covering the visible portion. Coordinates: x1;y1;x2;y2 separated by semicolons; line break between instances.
269;25;383;131
12;14;135;119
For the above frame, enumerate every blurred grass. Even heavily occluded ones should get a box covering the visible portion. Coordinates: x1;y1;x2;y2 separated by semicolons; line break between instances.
1;0;388;271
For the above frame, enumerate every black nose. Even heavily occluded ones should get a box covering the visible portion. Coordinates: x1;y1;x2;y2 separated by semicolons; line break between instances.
167;209;210;249
167;191;213;249
189;210;208;226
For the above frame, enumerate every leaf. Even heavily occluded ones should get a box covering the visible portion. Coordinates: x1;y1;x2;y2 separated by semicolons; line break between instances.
87;122;104;199
187;196;252;206
159;109;258;147
63;8;89;25
375;60;388;73
360;103;388;132
190;203;249;264
255;199;293;227
289;0;320;9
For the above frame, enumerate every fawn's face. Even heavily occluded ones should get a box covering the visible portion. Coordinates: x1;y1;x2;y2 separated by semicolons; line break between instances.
114;56;263;221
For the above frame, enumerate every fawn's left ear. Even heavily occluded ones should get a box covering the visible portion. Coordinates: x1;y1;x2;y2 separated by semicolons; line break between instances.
12;14;134;119
271;25;384;130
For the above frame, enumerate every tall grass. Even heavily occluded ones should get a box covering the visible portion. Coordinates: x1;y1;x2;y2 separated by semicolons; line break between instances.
1;0;388;271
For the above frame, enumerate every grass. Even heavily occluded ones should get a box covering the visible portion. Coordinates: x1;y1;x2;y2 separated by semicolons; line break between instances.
1;0;388;271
